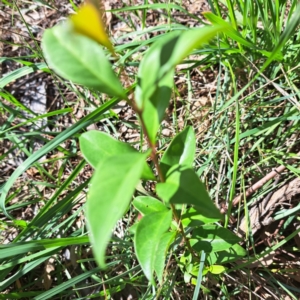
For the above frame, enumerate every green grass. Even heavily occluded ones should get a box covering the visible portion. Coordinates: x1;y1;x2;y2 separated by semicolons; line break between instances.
1;0;300;298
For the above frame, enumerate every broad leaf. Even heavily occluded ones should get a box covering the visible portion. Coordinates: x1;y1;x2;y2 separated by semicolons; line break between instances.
87;152;147;268
80;131;155;180
129;222;138;235
135;26;225;143
137;64;174;143
166;26;226;68
206;243;246;265
181;207;218;227
201;265;226;276
42;22;125;98
191;225;241;253
160;126;195;177
154;232;176;284
156;165;222;220
134;210;172;283
133;196;167;215
209;265;226;274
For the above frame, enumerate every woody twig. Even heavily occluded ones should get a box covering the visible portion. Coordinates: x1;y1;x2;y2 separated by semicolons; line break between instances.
232;151;300;207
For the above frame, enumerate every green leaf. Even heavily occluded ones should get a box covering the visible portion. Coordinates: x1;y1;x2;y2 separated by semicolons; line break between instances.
135;26;225;143
197;265;226;276
166;26;227;67
133;196;167;215
80;131;155;180
156;165;222;220
141;163;156;181
203;12;254;48
181;207;218;227
87;152;147;268
206;243;246;265
209;265;226;274
160;126;195;177
0;236;89;259
42;21;125;98
191;225;241;253
137;64;174;144
260;4;300;73
134;210;172;283
129;222;139;235
0;63;47;89
154;232;176;284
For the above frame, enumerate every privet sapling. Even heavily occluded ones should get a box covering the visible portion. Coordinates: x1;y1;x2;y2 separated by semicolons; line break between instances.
41;2;245;286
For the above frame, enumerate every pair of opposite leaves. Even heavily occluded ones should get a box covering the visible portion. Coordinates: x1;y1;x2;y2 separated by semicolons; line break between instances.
70;0;114;54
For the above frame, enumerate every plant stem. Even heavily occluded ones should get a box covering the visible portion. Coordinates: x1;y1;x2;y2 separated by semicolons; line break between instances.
129;97;198;258
171;203;198;257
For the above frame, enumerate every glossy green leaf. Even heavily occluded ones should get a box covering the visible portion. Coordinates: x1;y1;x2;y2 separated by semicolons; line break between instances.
209;265;226;274
141;163;155;180
156;165;222;220
191;225;241;253
164;26;226;68
129;222;138;235
181;207;218;228
206;244;246;265
199;265;226;276
134;210;172;283
154;232;176;284
87;152;147;268
135;26;225;143
80;131;155;180
160;126;195;177
137;65;174;143
42;21;126;98
133;196;167;215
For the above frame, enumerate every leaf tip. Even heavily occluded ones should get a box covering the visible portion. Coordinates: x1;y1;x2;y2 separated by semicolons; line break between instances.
70;3;115;55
